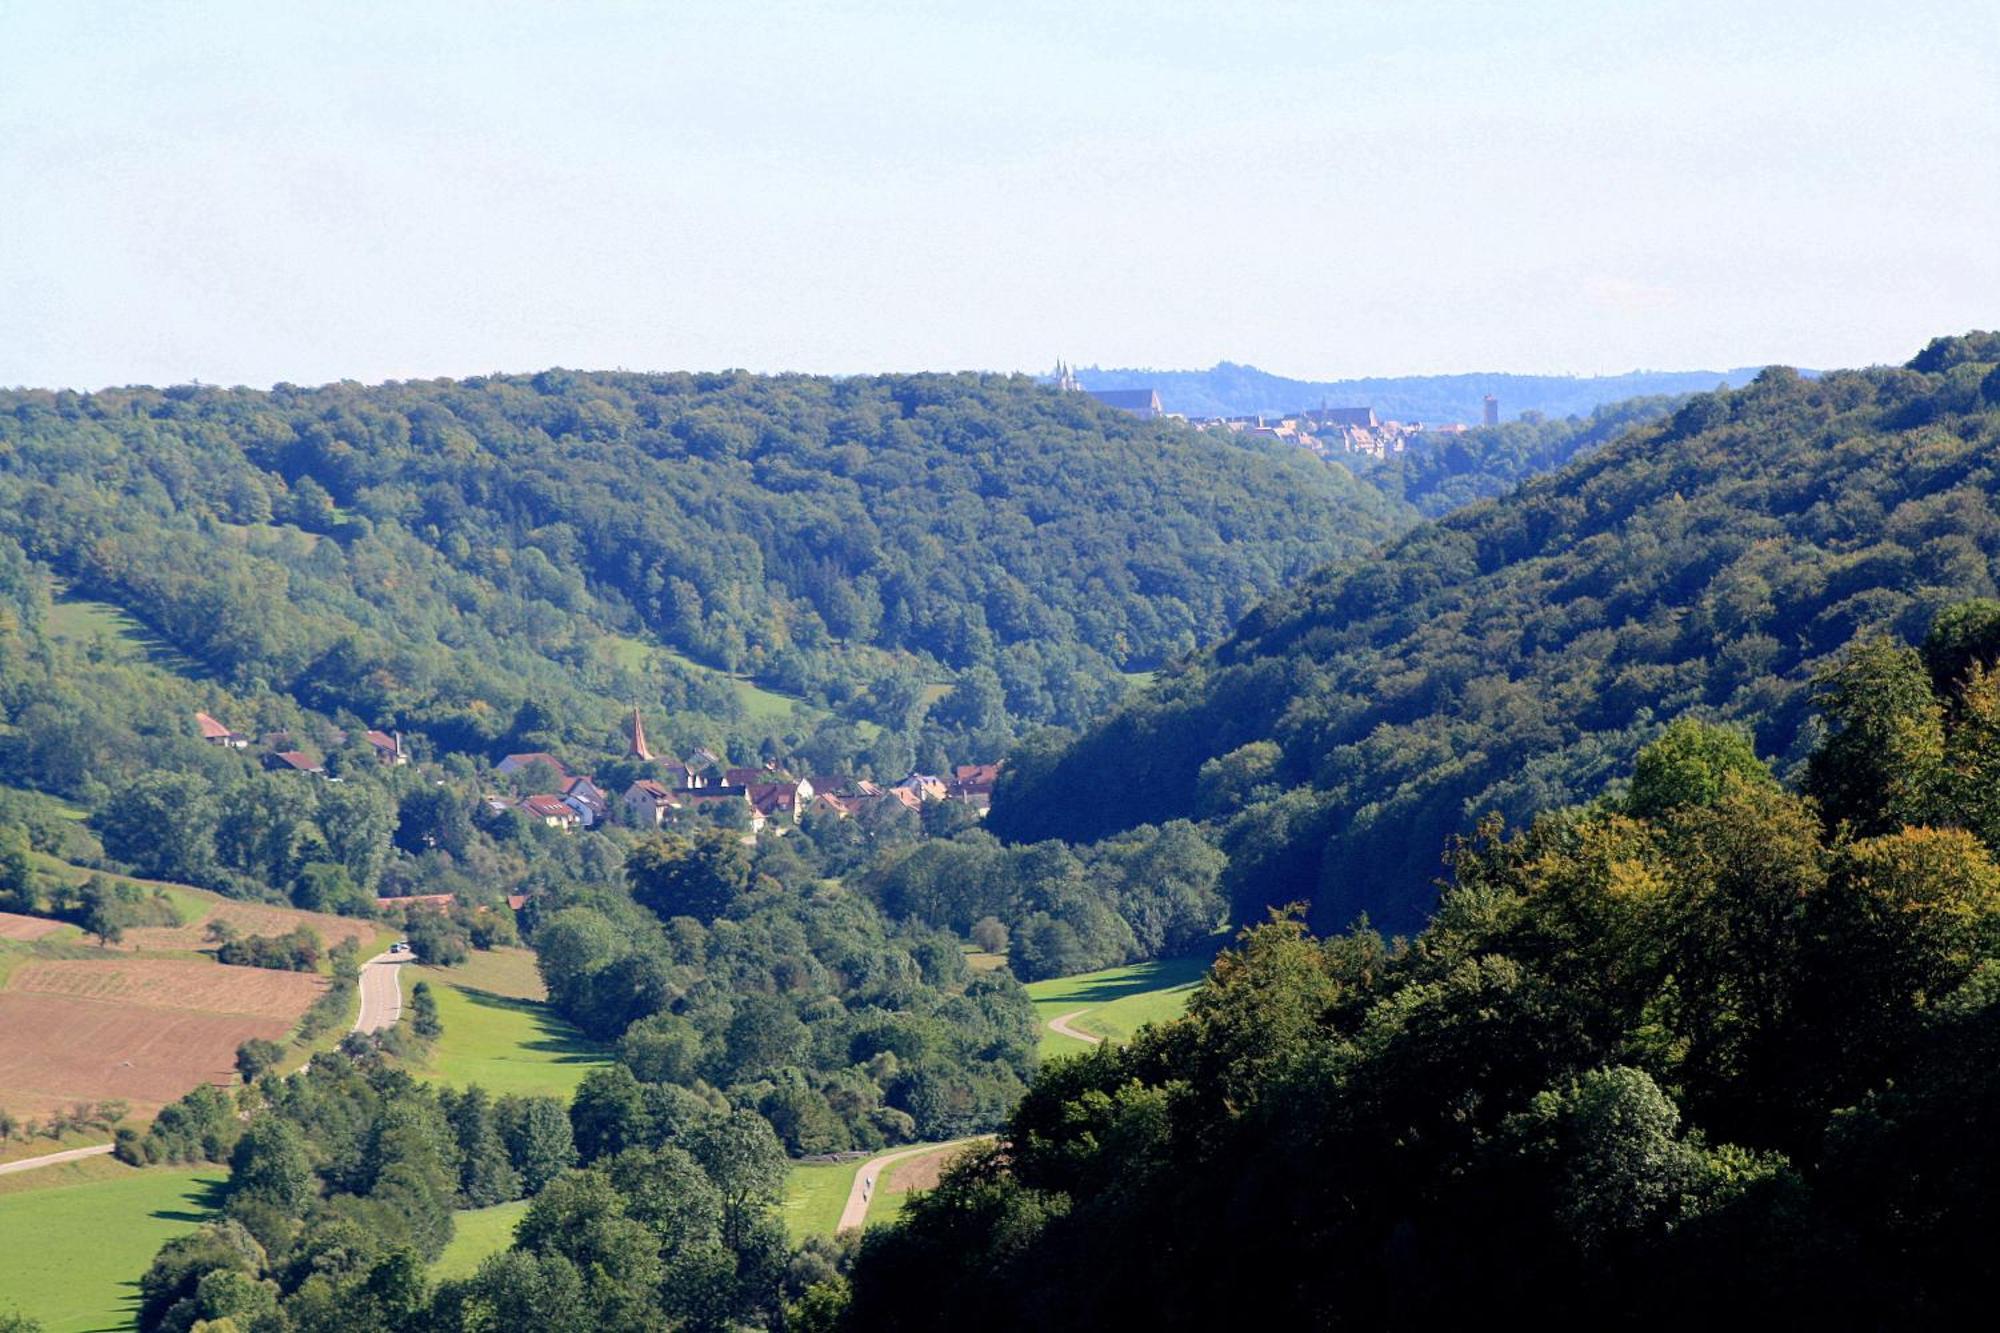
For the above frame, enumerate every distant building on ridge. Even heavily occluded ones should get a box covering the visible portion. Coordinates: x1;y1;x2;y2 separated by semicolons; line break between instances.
1085;387;1163;419
1484;394;1500;427
1050;359;1164;420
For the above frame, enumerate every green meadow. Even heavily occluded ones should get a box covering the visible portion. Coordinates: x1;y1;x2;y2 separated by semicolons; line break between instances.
44;594;206;679
780;1157;867;1241
430;1199;531;1281
0;1165;225;1332
659;649;812;727
409;949;613;1099
1024;950;1216;1059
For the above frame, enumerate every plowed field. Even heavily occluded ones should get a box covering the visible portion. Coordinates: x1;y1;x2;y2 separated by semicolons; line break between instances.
115;900;370;954
0;913;68;942
0;959;325;1119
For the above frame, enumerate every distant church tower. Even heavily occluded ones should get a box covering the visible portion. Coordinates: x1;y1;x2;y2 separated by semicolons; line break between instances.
627;706;653;761
1053;359;1082;393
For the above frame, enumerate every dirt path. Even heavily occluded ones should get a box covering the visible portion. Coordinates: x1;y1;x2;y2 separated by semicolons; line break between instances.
836;1137;990;1233
1047;1010;1103;1046
0;1143;113;1176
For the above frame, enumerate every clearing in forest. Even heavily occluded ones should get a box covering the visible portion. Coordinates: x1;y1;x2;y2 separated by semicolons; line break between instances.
1024;949;1216;1059
406;947;612;1099
430;1198;532;1280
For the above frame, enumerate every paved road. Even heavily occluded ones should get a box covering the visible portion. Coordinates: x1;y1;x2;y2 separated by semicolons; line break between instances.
352;950;408;1035
1047;1010;1104;1046
836;1137;990;1233
0;1143;115;1177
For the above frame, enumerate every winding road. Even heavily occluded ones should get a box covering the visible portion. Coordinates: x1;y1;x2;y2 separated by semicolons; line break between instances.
836;1136;992;1233
352;949;408;1035
1047;1010;1104;1046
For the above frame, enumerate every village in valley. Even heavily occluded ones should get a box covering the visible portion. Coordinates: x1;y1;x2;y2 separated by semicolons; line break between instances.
196;705;1000;844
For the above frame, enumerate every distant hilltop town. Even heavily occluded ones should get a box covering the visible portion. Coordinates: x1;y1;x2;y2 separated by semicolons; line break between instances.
1051;360;1502;461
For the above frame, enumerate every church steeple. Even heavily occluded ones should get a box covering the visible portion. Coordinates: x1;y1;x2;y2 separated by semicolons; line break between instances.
628;706;653;761
1053;359;1081;393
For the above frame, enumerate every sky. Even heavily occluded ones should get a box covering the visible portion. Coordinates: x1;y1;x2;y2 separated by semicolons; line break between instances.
2;0;1997;390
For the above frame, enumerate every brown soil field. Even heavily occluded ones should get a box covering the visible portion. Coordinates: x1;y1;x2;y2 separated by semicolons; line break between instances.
117;900;371;955
0;958;327;1119
0;912;68;942
883;1145;962;1197
6;958;324;1020
0;992;297;1119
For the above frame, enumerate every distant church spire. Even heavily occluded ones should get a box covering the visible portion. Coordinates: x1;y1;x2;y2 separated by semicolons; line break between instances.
1053;359;1082;393
628;706;653;761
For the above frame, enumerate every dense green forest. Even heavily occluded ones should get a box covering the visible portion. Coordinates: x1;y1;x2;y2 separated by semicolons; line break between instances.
1072;360;1758;422
0;371;1405;766
833;612;2000;1327
996;335;2000;932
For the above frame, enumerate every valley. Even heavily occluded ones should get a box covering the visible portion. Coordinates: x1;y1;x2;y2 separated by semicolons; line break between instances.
3;340;2000;1331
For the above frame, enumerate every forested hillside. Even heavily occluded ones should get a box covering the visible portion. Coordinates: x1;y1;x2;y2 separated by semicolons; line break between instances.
837;633;2000;1327
0;371;1404;770
1347;394;1679;517
995;334;2000;932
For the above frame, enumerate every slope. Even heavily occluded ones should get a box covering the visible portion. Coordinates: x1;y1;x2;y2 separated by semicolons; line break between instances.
0;372;1409;773
994;335;2000;931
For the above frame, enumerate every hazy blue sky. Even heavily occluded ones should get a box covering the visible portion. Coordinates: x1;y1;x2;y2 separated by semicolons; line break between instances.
3;1;1996;389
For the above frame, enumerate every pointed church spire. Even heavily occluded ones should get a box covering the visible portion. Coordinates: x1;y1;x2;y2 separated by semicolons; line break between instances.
628;706;653;761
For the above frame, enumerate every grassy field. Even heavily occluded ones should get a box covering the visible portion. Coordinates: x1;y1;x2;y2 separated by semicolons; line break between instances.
597;632;653;674
781;1158;867;1241
0;782;88;824
430;1199;531;1281
44;594;206;678
408;948;613;1098
659;648;813;727
1024;950;1217;1059
0;1164;225;1332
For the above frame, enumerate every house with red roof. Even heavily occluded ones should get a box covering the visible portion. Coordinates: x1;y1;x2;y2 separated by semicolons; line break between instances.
747;779;810;828
195;711;250;749
364;729;407;766
521;793;582;830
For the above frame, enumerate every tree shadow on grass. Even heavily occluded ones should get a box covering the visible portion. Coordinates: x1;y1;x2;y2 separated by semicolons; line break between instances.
454;986;609;1063
1041;949;1219;1007
149;1173;227;1223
